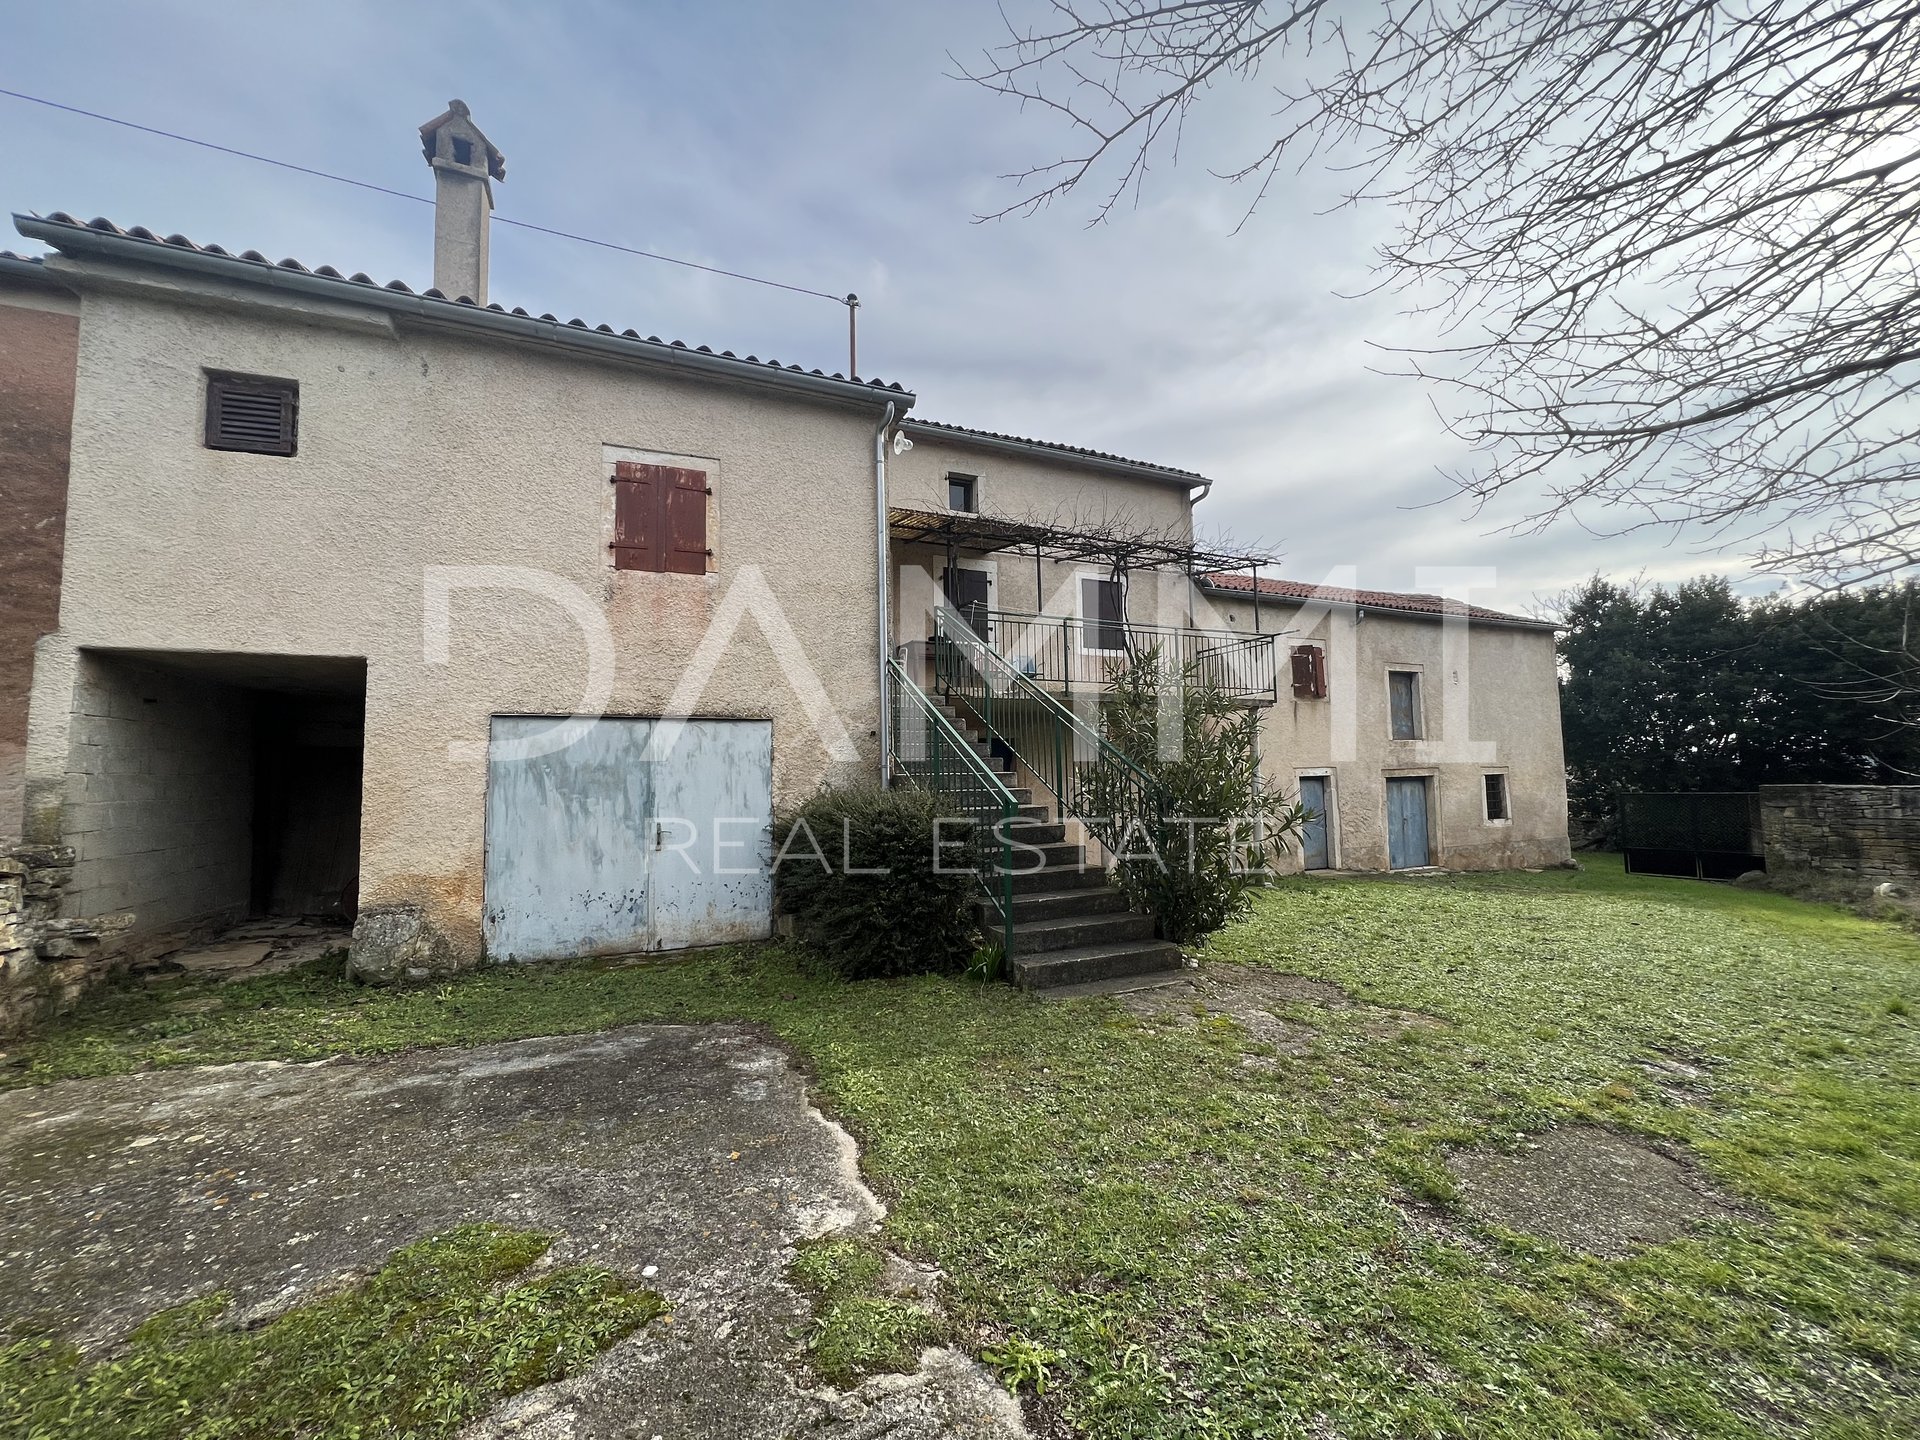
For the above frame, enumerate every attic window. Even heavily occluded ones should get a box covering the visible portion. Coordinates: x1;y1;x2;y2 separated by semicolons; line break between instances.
204;372;298;456
947;473;978;513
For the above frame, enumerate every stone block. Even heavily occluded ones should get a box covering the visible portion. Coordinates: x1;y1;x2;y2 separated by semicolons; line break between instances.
351;903;465;982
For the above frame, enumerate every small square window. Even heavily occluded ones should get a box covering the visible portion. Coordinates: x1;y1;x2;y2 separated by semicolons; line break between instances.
947;473;978;513
205;372;298;456
1484;772;1510;822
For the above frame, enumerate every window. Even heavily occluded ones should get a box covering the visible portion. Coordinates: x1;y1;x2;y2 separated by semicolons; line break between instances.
1290;644;1328;699
1484;772;1510;823
205;372;298;455
1387;669;1422;740
947;473;978;513
610;460;710;574
1080;576;1127;652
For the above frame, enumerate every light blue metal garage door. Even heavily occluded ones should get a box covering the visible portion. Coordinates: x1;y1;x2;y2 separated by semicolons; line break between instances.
482;717;773;962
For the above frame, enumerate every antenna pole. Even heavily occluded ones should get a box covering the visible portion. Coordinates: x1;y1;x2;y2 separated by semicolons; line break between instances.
846;293;860;379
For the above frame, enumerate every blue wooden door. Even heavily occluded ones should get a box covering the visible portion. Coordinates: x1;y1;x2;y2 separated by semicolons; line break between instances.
1386;777;1431;869
1298;776;1330;870
483;717;772;961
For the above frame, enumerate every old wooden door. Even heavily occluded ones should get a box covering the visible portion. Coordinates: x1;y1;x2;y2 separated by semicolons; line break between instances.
482;717;772;961
1386;776;1431;869
1298;775;1331;870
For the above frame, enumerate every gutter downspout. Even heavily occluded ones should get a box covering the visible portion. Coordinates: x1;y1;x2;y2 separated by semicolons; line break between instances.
875;401;898;786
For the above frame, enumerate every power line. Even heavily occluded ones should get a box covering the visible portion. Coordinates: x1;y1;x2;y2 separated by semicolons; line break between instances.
0;86;852;305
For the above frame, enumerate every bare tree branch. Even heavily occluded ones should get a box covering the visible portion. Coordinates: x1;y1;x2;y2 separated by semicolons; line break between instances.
963;1;1920;585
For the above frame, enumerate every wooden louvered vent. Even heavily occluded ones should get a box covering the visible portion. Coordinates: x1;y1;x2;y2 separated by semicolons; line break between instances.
205;373;298;455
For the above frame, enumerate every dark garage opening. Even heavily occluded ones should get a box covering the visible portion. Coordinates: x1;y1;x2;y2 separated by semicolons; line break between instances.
65;649;366;941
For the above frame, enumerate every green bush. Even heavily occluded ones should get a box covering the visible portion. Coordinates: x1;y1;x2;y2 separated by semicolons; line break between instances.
773;784;982;979
1090;648;1310;945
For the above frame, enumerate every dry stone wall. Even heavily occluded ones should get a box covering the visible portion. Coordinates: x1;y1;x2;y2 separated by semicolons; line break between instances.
1760;785;1920;889
0;842;131;1035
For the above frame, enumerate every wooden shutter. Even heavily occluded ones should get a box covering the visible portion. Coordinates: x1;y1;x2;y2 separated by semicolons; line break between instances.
610;460;664;571
610;462;710;573
205;373;297;455
1291;644;1328;698
1290;646;1314;697
663;466;712;574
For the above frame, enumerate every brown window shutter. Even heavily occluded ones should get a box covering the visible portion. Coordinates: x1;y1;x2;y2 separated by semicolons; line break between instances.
1290;644;1329;699
610;460;665;571
663;467;712;574
1290;646;1314;697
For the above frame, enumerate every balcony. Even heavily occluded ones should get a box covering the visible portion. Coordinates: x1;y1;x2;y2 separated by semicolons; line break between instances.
963;607;1279;705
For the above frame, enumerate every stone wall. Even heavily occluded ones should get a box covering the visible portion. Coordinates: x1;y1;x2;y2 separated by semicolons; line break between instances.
0;842;131;1036
1760;785;1920;888
61;653;255;931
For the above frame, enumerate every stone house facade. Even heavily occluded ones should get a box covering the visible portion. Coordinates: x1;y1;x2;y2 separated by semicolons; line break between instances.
0;102;1571;1023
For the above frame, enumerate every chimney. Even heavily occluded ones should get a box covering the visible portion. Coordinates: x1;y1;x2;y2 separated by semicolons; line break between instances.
418;99;505;304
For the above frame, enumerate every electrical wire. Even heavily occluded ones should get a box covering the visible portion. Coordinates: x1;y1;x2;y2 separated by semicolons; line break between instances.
0;86;851;305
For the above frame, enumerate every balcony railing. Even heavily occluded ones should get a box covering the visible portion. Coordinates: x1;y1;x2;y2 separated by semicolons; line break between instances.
965;608;1279;704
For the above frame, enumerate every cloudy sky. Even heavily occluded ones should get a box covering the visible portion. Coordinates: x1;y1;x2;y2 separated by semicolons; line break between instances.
3;0;1763;612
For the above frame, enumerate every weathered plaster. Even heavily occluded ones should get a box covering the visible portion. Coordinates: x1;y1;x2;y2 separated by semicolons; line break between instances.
30;274;891;970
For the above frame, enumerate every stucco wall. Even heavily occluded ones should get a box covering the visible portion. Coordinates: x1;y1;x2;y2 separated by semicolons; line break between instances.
888;436;1199;642
1204;591;1571;871
28;272;890;965
0;283;79;843
61;652;253;927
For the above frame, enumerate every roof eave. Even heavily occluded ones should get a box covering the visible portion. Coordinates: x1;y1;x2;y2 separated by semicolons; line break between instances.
902;419;1207;491
1194;576;1558;631
0;252;72;293
14;214;914;414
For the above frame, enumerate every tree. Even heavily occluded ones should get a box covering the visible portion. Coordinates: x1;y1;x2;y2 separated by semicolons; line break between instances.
1088;648;1308;942
1556;575;1920;829
963;3;1920;586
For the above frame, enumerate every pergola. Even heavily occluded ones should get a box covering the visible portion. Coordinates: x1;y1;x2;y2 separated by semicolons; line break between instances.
888;505;1278;582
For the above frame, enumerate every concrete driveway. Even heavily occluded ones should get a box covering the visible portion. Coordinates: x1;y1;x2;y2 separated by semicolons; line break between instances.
0;1025;1025;1438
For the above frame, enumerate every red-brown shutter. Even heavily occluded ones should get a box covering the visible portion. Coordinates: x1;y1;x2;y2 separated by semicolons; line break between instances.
610;460;664;571
663;466;711;575
1290;644;1329;698
1290;646;1315;698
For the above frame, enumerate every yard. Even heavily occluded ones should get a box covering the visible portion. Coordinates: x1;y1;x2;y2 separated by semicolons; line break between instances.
4;856;1917;1438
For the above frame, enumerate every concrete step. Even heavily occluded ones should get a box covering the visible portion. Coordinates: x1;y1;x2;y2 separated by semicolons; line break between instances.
1024;841;1085;870
997;820;1065;846
1003;886;1131;922
1006;863;1108;895
1010;909;1157;955
1010;938;1187;989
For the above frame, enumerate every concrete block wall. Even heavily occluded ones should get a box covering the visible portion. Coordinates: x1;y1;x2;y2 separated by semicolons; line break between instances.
63;653;255;930
1760;784;1920;888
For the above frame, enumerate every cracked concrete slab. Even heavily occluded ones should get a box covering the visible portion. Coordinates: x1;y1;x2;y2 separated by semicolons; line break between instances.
0;1026;1026;1438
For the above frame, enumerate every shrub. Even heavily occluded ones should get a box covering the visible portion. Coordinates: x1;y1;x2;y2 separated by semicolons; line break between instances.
1089;648;1310;944
773;783;982;979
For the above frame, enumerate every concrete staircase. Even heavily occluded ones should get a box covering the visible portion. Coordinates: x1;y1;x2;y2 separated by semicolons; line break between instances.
931;697;1185;989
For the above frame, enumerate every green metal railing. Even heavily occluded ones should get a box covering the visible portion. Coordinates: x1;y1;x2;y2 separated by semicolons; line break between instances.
884;657;1017;959
930;607;1168;863
979;608;1279;705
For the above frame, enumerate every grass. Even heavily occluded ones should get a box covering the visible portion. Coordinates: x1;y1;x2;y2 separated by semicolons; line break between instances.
788;1235;944;1386
0;1225;665;1440
5;855;1918;1438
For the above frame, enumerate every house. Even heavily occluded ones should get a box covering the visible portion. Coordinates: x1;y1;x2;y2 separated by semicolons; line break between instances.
0;102;1569;1020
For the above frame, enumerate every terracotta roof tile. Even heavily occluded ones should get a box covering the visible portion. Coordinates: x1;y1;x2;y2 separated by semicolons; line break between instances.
1200;572;1552;628
904;417;1205;483
21;212;911;395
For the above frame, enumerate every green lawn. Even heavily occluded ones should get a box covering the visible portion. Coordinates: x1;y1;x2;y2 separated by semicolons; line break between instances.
6;856;1918;1438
